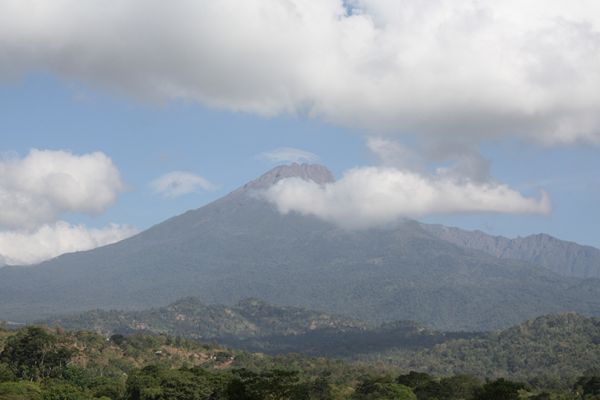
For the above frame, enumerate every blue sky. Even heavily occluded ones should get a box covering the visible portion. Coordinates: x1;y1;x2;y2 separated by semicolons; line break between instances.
1;74;365;226
3;73;598;248
0;0;599;264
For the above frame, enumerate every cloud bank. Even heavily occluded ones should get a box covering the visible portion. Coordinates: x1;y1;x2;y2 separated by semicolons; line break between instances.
0;222;138;266
0;149;124;230
1;0;600;144
263;167;550;229
259;147;319;164
151;171;215;198
0;149;134;265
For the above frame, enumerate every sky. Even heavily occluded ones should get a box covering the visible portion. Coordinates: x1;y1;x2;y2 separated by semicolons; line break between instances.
0;0;599;265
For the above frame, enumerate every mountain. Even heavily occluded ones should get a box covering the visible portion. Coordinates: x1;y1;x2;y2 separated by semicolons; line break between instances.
2;163;600;331
422;224;600;278
40;297;474;356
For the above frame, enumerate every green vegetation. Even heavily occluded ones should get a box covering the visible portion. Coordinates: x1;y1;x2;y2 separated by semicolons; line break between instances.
1;324;600;399
367;313;600;386
41;299;600;386
352;376;416;400
0;327;73;380
0;325;381;399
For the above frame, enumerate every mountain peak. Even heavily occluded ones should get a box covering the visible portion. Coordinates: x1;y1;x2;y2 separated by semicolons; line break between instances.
238;163;335;192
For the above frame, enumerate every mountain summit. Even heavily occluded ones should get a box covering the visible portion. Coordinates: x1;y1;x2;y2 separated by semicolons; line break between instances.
1;164;600;330
236;163;335;193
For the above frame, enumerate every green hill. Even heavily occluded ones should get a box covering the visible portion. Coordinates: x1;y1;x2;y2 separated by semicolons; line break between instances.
367;313;600;386
41;298;473;357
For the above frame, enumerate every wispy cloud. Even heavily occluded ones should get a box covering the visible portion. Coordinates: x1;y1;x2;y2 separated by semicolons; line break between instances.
151;171;216;198
367;137;423;171
259;147;319;164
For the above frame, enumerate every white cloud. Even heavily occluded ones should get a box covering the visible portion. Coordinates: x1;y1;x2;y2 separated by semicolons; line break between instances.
0;149;133;265
1;0;600;145
259;147;319;164
262;167;550;229
151;171;215;198
0;221;138;266
0;149;124;230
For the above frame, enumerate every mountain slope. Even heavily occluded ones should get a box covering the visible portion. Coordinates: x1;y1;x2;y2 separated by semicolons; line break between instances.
422;224;600;278
1;163;600;331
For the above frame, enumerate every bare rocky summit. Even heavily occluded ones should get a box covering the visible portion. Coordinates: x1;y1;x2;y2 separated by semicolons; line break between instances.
235;163;335;193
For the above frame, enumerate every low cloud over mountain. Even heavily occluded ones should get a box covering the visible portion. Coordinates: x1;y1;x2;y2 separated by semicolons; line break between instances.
263;166;550;229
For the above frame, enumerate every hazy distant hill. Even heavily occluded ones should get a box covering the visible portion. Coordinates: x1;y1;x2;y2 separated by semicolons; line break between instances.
41;297;473;356
2;163;600;331
41;297;364;341
423;224;600;278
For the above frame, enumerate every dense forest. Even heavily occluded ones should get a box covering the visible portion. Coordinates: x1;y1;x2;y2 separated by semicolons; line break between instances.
362;313;600;387
2;325;600;399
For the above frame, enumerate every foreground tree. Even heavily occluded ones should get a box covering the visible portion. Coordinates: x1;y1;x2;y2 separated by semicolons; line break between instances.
352;376;416;400
226;369;310;400
0;380;42;400
575;376;600;398
0;327;73;381
474;378;526;400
